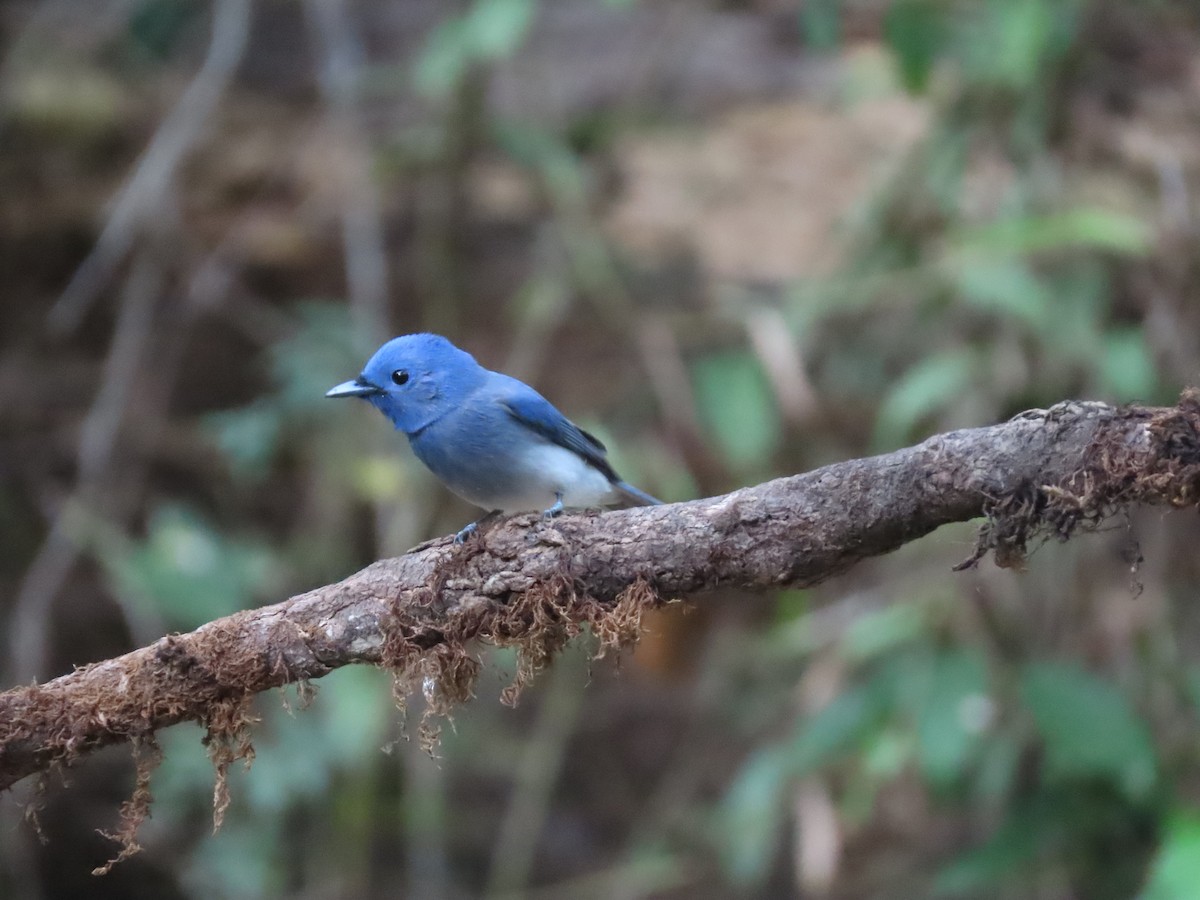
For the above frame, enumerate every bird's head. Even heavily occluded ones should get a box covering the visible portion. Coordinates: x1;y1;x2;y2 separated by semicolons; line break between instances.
326;333;485;435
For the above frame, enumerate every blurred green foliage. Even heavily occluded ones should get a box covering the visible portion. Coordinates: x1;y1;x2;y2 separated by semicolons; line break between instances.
101;504;277;629
7;0;1200;896
1142;810;1200;900
708;0;1186;896
123;0;1185;889
206;303;365;479
124;0;203;63
416;0;536;96
691;350;782;475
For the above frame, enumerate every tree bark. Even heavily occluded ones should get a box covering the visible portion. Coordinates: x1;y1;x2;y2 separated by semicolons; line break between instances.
3;395;1199;794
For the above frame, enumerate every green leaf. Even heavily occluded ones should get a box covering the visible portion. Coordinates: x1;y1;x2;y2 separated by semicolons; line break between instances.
103;505;275;628
799;0;841;51
974;0;1054;89
1142;809;1200;900
415;0;536;96
269;302;362;410
873;349;977;448
862;727;913;780
1100;327;1157;402
206;400;284;478
934;801;1054;896
127;0;202;61
414;19;472;96
205;302;361;477
468;0;535;60
188;814;284;898
772;590;811;625
916;650;990;787
691;350;781;472
720;747;790;885
1020;662;1157;798
492;121;588;202
1184;666;1200;716
1039;263;1107;359
884;0;948;93
949;258;1052;331
974;734;1021;802
841;602;926;663
951;209;1152;258
786;682;886;776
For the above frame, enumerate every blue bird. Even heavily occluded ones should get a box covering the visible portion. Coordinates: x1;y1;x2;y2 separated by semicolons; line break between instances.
326;333;661;541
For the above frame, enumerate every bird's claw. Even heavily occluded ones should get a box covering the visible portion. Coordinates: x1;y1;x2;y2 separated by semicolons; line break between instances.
454;510;501;544
542;493;565;520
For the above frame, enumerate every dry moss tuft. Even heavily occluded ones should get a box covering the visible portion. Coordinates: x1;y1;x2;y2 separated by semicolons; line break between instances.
201;693;258;832
491;574;664;705
416;643;481;753
61;529;654;872
374;559;664;750
586;576;662;658
496;574;579;706
279;679;317;715
961;393;1200;570
376;569;486;753
93;735;162;876
24;774;49;845
1143;389;1200;502
956;481;1043;571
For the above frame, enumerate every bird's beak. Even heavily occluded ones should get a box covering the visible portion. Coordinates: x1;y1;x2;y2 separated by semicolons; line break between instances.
325;377;383;398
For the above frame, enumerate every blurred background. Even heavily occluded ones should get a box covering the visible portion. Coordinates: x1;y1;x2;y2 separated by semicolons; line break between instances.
4;0;1200;896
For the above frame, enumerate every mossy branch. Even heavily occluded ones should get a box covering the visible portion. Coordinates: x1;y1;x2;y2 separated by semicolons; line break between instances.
3;394;1200;803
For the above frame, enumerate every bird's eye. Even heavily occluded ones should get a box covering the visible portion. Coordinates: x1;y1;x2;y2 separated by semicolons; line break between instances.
391;370;409;386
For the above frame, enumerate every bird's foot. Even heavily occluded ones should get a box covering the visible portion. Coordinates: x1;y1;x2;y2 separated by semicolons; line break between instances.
454;510;501;544
542;493;565;520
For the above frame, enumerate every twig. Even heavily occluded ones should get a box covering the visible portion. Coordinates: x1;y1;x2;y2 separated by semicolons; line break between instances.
305;0;390;343
635;317;705;445
485;652;588;896
9;248;165;681
47;0;251;333
401;703;451;899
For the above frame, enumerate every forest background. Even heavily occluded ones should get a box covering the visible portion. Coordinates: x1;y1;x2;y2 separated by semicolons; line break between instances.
3;0;1200;897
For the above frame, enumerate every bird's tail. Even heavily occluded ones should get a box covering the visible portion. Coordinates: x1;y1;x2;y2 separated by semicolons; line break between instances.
612;480;662;507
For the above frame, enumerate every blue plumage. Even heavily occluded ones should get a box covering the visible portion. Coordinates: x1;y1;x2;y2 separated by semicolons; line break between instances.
327;334;661;539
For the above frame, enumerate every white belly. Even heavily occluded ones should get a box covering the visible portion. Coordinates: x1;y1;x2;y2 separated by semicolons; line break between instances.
477;443;617;513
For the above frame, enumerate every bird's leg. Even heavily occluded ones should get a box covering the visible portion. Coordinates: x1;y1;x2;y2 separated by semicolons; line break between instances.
454;510;501;544
542;492;565;520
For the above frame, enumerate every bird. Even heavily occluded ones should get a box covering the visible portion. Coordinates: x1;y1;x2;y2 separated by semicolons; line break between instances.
326;333;661;542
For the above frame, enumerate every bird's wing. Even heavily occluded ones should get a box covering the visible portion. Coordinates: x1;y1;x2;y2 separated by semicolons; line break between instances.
497;378;620;482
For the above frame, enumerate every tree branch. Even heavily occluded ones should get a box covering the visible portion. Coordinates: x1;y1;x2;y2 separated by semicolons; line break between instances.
4;395;1200;793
